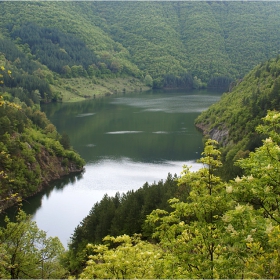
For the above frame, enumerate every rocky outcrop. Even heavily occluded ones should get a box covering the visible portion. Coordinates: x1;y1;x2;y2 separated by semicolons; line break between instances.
196;123;229;146
209;127;229;146
36;147;84;188
1;146;84;211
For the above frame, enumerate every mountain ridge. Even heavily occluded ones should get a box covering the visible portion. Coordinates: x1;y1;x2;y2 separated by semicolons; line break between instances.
195;55;280;179
0;1;280;100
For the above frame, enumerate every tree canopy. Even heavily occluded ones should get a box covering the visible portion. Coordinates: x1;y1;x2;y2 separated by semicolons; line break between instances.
79;112;280;278
0;1;280;92
0;210;67;279
0;65;84;210
196;55;280;179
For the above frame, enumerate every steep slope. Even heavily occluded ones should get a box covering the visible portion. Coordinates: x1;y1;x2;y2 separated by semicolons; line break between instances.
0;1;140;75
209;1;280;76
0;65;85;210
195;55;280;179
0;98;85;210
0;1;280;93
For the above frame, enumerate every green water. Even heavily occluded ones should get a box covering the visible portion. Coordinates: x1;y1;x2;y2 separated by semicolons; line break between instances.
5;89;222;247
42;89;220;163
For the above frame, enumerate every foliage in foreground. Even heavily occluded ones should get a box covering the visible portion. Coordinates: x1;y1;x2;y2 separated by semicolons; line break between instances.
80;111;280;279
66;174;179;275
0;67;78;279
0;210;67;279
195;55;280;179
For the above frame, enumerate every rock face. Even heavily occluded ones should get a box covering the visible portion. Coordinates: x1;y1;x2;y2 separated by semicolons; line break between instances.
1;146;84;211
196;123;229;146
29;147;85;202
36;147;84;188
209;127;229;146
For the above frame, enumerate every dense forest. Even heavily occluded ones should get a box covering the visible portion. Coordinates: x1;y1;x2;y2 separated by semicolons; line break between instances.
196;55;280;179
2;1;280;278
67;174;180;274
58;123;280;278
0;67;85;211
61;56;280;278
0;1;280;99
3;120;280;278
0;64;84;278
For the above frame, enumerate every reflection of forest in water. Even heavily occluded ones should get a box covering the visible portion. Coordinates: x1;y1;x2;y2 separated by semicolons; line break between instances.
41;89;222;163
2;89;222;246
1;171;84;222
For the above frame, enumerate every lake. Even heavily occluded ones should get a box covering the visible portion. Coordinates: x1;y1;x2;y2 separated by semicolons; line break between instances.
20;89;222;247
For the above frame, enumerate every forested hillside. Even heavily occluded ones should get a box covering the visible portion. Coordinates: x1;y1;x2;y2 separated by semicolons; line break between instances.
64;126;280;278
0;66;84;211
64;53;280;277
2;2;280;278
0;1;280;99
195;55;280;179
3;110;280;278
66;174;180;274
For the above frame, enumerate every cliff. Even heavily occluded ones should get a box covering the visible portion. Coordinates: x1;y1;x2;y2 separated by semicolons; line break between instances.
0;102;85;211
195;55;280;178
196;123;229;147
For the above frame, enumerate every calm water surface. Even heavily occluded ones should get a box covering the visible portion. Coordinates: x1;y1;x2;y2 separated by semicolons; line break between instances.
21;89;221;247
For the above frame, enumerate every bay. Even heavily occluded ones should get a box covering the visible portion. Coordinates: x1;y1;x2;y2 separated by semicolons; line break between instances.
19;89;222;247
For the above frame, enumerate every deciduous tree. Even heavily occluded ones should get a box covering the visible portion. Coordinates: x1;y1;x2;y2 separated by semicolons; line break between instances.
0;210;67;279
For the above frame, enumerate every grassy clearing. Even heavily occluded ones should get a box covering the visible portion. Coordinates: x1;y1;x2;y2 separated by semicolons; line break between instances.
51;76;150;102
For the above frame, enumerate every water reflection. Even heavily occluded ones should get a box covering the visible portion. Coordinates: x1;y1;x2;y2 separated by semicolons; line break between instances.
1;171;84;222
31;158;203;247
111;93;219;113
11;89;222;247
